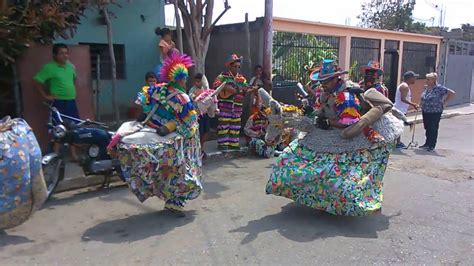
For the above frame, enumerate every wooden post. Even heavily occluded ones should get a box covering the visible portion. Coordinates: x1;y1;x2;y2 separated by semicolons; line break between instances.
244;13;252;77
96;54;101;121
263;0;273;92
103;7;120;124
173;0;183;53
397;41;404;86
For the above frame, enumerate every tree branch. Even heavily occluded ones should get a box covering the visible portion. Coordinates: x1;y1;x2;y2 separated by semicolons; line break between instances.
202;3;230;39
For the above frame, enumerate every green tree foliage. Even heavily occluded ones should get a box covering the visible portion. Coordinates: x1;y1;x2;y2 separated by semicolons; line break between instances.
358;0;427;33
0;1;90;64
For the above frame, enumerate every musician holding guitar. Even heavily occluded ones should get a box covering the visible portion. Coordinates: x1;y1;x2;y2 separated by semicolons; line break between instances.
213;54;249;151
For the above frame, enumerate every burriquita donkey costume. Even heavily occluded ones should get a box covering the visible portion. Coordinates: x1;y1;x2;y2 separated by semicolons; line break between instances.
260;59;407;216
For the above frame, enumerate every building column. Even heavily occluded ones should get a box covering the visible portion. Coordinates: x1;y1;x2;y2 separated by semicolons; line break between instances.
379;38;385;67
339;36;351;70
397;41;404;86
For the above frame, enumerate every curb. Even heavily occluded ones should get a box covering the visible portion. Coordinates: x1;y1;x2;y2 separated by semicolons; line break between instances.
407;111;470;125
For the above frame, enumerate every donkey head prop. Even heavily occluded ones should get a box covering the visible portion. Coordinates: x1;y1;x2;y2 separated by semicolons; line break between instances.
258;88;315;139
194;78;226;118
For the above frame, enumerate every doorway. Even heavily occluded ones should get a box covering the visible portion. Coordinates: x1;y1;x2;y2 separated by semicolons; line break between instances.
383;50;399;102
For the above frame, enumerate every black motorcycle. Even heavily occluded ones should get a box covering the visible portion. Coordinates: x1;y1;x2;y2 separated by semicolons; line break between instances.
41;103;123;199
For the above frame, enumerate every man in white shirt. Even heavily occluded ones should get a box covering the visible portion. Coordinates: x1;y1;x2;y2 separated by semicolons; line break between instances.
394;71;420;149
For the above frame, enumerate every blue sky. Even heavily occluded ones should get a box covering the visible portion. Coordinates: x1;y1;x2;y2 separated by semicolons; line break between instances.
165;0;472;30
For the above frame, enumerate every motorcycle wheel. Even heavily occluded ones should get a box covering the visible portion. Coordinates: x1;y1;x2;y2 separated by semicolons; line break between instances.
42;157;64;200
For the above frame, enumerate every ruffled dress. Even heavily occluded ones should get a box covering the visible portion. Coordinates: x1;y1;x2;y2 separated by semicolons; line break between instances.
266;88;403;216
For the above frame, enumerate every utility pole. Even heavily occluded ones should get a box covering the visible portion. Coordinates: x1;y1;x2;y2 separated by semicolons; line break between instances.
263;0;273;92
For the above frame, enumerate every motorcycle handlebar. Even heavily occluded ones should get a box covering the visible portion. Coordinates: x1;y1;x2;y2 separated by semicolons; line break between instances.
44;101;108;129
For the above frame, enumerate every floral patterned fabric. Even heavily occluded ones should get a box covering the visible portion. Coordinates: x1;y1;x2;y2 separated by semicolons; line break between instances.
266;139;394;216
117;134;202;204
420;85;448;113
0;117;47;229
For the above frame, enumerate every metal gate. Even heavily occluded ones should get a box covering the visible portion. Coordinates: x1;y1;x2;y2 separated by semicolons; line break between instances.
349;37;381;82
273;31;339;84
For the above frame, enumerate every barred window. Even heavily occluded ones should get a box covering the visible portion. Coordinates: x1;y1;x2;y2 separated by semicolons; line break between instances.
80;43;126;80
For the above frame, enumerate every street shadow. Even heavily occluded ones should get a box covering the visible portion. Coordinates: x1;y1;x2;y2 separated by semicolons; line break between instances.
413;148;446;157
43;185;126;209
0;231;34;248
230;203;400;244
202;181;229;200
81;210;196;244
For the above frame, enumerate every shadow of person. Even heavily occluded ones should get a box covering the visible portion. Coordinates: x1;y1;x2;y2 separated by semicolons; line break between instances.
202;181;229;200
0;231;34;248
230;203;401;245
81;210;196;244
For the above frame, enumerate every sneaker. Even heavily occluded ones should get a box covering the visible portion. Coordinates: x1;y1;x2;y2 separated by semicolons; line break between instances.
426;147;435;152
396;143;407;149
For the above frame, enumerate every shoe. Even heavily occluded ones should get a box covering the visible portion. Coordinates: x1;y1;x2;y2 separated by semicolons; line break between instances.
164;202;186;217
396;143;407;149
419;144;429;149
426;147;435;152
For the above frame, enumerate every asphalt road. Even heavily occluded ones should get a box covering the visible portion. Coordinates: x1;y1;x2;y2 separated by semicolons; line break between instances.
1;115;473;265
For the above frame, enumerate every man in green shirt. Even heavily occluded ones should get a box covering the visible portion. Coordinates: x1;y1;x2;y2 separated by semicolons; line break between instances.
33;43;79;159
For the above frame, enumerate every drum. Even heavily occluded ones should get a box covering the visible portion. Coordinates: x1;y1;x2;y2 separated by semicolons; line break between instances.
114;121;202;203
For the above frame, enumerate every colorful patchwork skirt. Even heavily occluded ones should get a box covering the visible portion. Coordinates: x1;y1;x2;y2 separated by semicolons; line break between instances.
116;126;202;205
266;139;394;216
217;95;244;150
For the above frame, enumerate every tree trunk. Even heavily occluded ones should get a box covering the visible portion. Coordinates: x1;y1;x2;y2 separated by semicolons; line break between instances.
11;63;22;117
178;0;229;76
173;0;183;52
103;8;120;124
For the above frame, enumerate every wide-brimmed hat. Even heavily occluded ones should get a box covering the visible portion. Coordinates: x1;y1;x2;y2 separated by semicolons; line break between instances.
360;60;383;77
225;54;243;67
310;59;348;81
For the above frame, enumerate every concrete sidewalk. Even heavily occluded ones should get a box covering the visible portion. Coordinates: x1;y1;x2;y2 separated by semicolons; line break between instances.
56;103;474;193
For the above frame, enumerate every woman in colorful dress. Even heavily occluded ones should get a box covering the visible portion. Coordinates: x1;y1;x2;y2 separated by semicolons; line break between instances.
264;59;405;216
214;54;249;150
111;52;202;215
